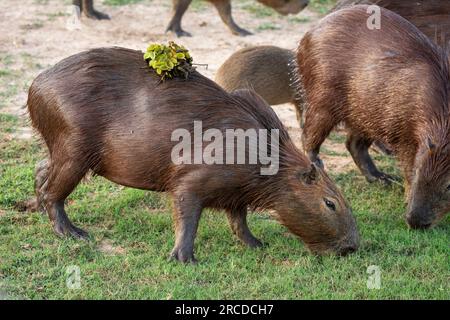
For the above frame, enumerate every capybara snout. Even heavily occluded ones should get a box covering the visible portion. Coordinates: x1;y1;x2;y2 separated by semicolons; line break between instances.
278;164;359;255
406;144;450;229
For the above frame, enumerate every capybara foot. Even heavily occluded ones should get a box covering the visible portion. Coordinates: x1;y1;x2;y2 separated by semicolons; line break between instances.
53;219;89;240
85;10;110;20
244;237;263;249
231;27;252;36
170;247;197;264
367;172;397;186
166;26;192;37
14;198;41;212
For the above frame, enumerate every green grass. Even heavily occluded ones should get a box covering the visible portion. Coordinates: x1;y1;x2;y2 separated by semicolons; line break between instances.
0;114;448;299
103;0;144;6
309;0;337;15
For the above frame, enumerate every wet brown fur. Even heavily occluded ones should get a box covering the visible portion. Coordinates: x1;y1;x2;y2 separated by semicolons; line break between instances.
27;47;358;262
298;5;450;229
215;46;304;125
333;0;450;48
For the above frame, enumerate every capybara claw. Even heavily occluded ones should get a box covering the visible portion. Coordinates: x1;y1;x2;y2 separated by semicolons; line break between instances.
86;10;110;20
53;223;89;241
245;238;263;249
170;248;197;264
233;28;253;37
166;27;192;38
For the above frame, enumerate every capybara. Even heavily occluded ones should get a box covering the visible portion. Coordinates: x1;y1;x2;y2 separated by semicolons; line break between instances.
167;0;309;37
27;47;359;262
215;45;392;155
333;0;450;48
215;46;303;124
72;0;109;20
297;6;450;229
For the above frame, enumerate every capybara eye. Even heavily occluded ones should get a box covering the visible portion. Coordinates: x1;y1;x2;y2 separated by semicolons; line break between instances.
447;184;450;191
324;199;336;211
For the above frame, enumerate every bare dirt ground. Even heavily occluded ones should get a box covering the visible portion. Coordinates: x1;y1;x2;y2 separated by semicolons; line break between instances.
0;0;355;173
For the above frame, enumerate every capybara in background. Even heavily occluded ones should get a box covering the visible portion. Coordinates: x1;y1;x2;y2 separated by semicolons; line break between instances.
27;47;359;262
333;0;450;48
215;46;303;125
167;0;309;36
72;0;109;20
297;6;450;229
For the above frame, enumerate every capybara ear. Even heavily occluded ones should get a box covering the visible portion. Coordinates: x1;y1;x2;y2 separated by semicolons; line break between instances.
298;163;318;185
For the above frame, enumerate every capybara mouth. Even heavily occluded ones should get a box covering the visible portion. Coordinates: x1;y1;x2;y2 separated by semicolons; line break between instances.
406;211;436;230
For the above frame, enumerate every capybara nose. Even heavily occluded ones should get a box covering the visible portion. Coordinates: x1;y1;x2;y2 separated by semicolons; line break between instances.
406;214;432;230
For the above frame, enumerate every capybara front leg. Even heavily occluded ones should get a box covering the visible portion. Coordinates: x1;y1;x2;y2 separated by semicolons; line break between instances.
81;0;110;20
209;0;252;36
170;194;202;263
166;0;193;37
43;159;89;240
301;110;335;169
227;207;262;248
48;201;89;240
345;132;394;185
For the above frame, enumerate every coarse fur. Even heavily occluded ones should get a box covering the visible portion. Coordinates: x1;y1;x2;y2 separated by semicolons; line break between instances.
215;46;305;126
333;0;450;48
27;47;359;262
297;5;450;229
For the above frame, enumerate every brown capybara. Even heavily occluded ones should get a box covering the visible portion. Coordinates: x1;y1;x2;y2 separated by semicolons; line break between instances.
333;0;450;48
297;6;450;229
215;46;303;124
215;45;392;155
27;47;359;262
166;0;309;37
72;0;109;20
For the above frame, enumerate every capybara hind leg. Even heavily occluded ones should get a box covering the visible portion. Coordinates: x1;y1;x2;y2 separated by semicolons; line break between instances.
34;158;50;211
44;160;88;240
227;207;262;248
80;0;109;20
210;0;252;36
166;0;193;37
170;193;202;263
302;111;335;169
345;132;394;185
18;158;50;212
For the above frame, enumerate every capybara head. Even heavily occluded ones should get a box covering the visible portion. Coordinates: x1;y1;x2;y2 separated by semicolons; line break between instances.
257;0;309;15
276;163;359;256
406;137;450;229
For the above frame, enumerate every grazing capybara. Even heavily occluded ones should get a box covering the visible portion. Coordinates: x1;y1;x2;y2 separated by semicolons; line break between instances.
167;0;309;37
215;46;303;125
297;6;450;229
27;47;359;262
333;0;450;48
72;0;109;20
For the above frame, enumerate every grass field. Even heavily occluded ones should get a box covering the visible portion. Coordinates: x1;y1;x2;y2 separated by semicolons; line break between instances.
0;0;448;301
0;113;448;300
